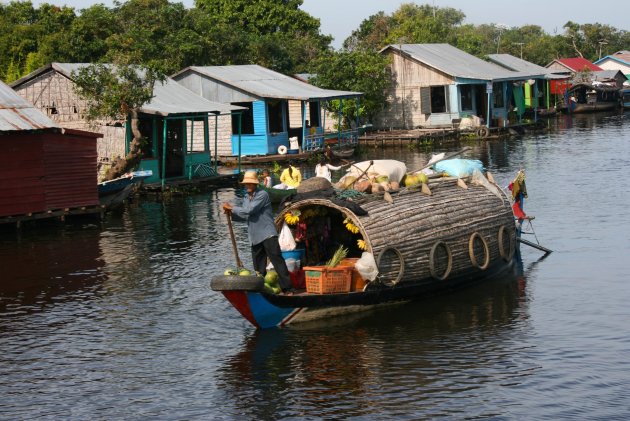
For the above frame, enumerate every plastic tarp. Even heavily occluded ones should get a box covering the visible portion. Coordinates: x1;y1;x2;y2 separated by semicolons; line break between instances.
344;160;407;183
435;159;484;178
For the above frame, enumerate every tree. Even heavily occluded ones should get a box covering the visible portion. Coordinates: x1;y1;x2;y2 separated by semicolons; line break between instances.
311;51;389;127
72;61;166;180
193;0;331;73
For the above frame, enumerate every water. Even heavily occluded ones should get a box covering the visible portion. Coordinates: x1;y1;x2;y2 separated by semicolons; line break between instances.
1;112;630;419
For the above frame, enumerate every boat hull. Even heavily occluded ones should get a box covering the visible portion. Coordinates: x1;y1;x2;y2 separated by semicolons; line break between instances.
213;257;515;329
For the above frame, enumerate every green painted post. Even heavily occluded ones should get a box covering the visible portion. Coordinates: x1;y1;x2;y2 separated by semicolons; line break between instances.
161;119;167;189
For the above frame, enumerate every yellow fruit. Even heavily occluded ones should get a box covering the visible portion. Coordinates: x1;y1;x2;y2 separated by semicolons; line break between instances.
357;239;367;250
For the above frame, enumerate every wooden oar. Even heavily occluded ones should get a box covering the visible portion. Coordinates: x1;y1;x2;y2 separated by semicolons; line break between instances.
225;210;244;268
409;146;472;174
517;237;552;254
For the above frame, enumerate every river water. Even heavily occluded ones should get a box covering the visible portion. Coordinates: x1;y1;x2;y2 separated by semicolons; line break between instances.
1;112;629;419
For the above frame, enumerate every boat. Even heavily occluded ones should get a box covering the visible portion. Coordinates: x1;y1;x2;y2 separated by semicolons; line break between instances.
331;147;355;159
621;88;630;109
211;167;520;329
558;83;620;113
98;170;152;208
261;185;296;204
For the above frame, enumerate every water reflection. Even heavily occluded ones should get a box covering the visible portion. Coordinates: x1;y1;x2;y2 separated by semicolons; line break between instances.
0;222;105;310
215;260;533;419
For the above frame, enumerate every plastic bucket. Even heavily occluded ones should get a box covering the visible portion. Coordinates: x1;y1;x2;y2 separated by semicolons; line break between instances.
281;249;305;261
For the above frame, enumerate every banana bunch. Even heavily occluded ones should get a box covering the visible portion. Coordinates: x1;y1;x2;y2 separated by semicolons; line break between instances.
284;210;300;225
343;218;360;234
357;239;368;250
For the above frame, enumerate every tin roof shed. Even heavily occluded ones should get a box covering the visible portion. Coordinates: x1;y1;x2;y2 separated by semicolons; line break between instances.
380;44;545;82
0;81;59;132
10;63;244;117
172;65;362;101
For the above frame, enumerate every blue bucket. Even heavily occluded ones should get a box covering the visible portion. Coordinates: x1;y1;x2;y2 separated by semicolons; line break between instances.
281;249;305;261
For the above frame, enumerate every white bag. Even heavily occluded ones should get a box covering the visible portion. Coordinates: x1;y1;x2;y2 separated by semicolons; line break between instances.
355;252;378;281
278;222;296;251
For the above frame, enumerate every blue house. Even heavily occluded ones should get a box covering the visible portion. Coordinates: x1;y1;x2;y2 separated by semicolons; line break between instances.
172;65;362;157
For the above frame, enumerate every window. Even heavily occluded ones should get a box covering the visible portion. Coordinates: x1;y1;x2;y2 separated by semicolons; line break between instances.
493;82;504;108
231;102;254;135
430;86;448;113
267;100;284;133
308;101;320;127
460;85;473;111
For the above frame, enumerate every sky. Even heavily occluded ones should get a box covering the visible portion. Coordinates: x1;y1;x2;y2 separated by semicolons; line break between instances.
23;0;629;49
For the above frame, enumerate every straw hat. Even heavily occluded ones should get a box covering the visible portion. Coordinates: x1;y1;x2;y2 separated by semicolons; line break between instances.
240;170;259;185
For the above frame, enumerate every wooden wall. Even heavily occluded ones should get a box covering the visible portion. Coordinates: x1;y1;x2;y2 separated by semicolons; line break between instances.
12;70;125;166
374;52;455;130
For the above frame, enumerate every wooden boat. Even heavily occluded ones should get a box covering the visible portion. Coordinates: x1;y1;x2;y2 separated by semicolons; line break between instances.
558;83;620;114
261;185;296;204
98;170;152;208
211;172;519;328
331;147;355;159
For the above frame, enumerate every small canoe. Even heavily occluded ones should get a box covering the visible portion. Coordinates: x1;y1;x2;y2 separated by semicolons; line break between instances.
331;147;355;159
261;185;296;203
98;170;152;208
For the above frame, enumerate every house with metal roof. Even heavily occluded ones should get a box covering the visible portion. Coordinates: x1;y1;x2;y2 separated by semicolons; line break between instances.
10;63;243;186
594;51;630;78
172;65;362;157
487;53;569;116
377;44;546;131
0;80;102;221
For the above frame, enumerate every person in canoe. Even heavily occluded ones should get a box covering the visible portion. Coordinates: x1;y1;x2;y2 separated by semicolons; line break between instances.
279;160;302;188
314;156;342;182
260;168;273;188
222;170;294;294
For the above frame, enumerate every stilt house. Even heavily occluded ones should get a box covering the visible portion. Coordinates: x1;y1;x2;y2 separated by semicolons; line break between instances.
172;65;362;157
376;44;546;130
487;53;569;116
10;63;243;186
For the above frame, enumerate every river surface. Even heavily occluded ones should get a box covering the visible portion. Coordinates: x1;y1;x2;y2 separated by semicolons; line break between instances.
1;112;629;420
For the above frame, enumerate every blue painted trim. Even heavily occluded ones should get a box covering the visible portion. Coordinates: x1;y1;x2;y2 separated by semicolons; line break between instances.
247;292;296;329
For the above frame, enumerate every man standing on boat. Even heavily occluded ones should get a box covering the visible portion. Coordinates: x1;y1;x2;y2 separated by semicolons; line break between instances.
222;170;294;293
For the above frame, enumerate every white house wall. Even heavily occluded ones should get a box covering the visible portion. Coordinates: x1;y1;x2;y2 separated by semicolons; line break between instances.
597;59;630;75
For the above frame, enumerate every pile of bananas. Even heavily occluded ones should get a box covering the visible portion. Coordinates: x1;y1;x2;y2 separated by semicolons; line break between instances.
284;210;300;225
343;218;360;234
357;239;368;250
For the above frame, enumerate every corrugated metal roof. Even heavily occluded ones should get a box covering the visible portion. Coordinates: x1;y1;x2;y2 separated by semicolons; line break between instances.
487;54;567;79
12;63;244;117
381;44;545;82
175;65;362;100
0;80;59;132
594;52;630;66
556;58;602;72
141;78;244;116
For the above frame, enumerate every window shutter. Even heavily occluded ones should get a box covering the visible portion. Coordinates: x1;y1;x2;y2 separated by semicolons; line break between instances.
444;86;450;112
420;87;431;114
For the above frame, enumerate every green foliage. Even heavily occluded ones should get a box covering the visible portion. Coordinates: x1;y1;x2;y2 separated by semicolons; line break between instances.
311;51;389;126
72;62;165;121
